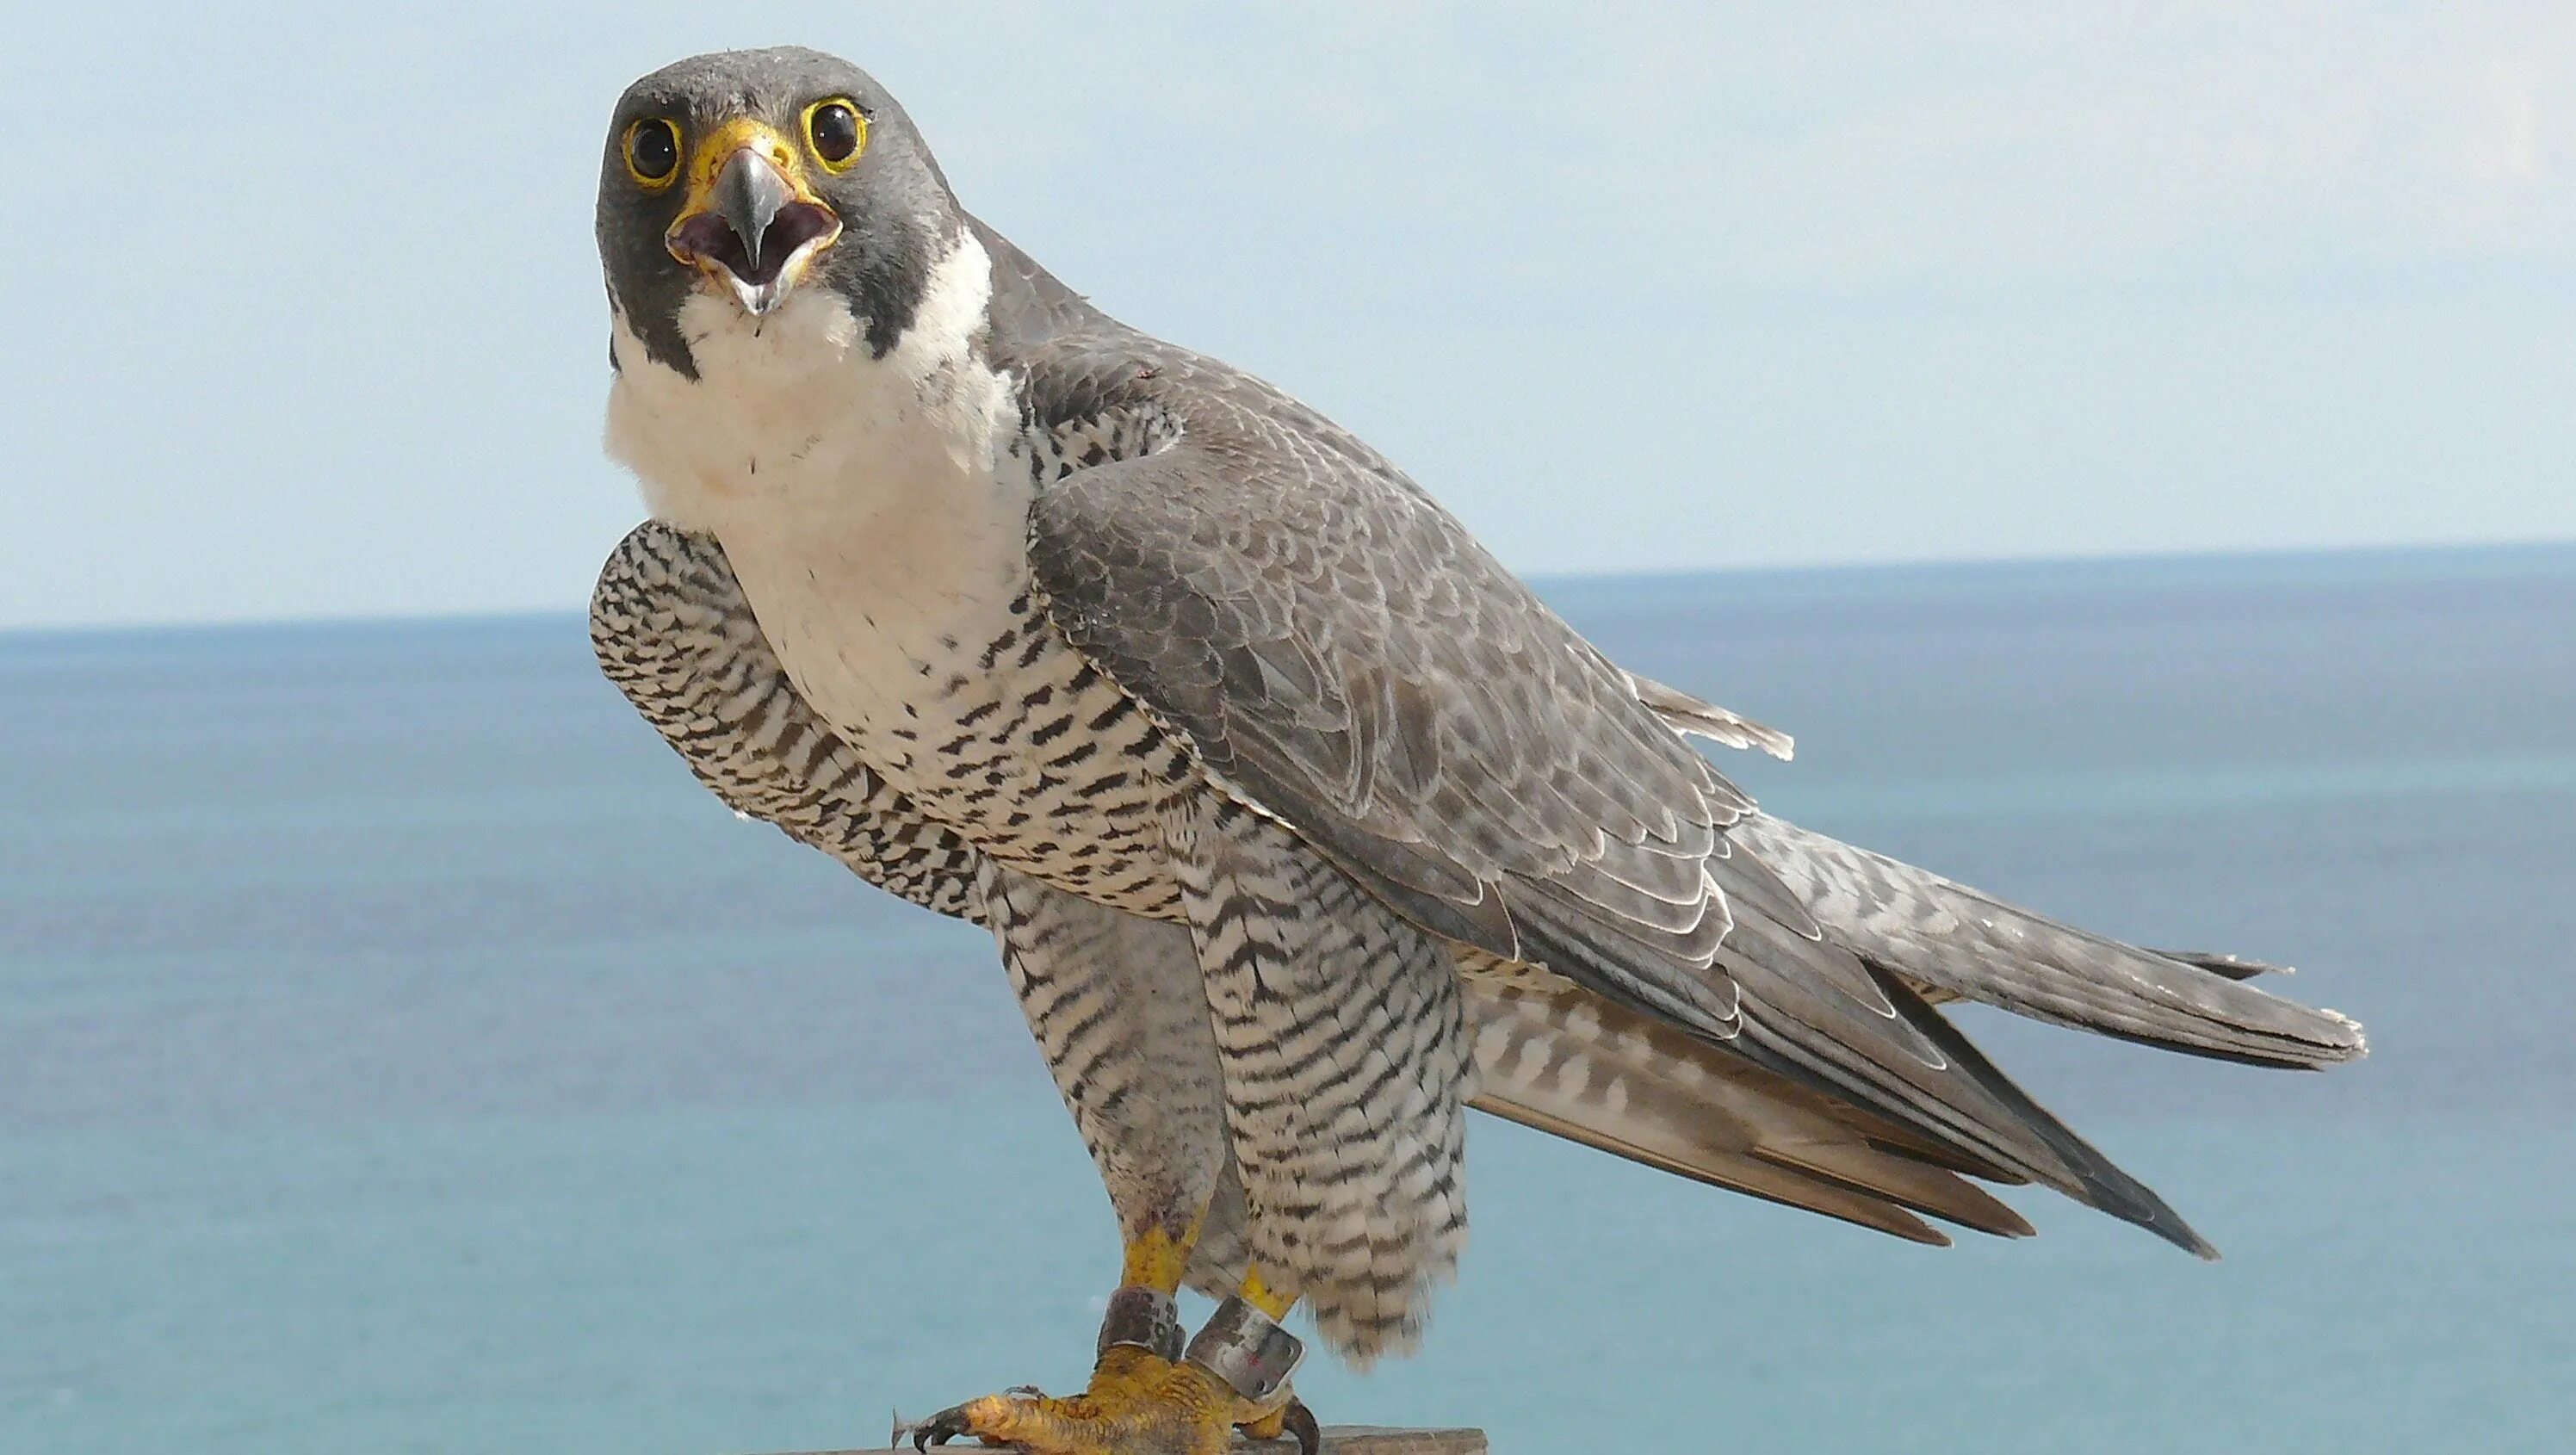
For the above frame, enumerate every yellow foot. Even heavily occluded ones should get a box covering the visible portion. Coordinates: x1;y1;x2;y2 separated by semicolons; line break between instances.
908;1347;1313;1455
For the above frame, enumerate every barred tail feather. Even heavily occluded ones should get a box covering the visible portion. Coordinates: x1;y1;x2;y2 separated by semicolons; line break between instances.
1458;961;2034;1245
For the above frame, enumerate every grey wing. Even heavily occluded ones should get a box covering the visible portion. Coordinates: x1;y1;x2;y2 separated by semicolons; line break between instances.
1024;372;2357;1256
591;521;983;920
1026;386;1769;1035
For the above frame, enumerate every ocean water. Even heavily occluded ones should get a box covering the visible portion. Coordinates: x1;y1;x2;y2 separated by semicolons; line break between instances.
4;545;2573;1454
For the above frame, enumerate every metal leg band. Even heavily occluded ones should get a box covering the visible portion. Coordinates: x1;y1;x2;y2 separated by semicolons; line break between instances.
1183;1295;1304;1403
1095;1285;1183;1360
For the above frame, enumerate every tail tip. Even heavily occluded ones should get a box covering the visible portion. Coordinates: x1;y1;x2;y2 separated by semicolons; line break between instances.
2311;1006;2369;1064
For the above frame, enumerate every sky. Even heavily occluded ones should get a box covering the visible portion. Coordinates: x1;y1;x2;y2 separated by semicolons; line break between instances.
1;3;2568;629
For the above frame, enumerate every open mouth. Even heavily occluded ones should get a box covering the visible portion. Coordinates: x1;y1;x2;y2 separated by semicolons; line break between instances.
669;201;839;292
665;146;843;315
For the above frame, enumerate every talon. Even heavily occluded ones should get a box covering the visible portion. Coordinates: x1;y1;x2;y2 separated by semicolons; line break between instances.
910;1403;971;1449
1283;1396;1321;1455
1237;1393;1321;1453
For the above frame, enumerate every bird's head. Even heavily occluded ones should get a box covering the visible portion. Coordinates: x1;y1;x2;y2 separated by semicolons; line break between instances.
597;47;958;370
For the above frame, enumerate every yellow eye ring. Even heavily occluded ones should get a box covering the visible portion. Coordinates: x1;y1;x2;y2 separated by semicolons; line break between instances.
804;97;867;172
623;117;682;189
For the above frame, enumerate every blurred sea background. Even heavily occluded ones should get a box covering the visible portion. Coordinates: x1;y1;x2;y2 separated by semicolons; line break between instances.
4;542;2572;1455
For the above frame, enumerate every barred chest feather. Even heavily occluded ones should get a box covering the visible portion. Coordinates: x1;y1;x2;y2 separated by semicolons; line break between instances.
604;228;1186;916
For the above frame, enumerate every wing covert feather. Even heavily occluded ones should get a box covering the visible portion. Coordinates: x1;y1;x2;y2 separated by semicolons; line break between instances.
1026;389;1764;1037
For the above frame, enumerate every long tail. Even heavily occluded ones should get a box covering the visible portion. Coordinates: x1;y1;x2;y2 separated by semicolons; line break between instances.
1545;677;2371;1256
1726;814;2368;1069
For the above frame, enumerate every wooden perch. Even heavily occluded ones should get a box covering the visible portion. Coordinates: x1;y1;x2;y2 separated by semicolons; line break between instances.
751;1427;1487;1455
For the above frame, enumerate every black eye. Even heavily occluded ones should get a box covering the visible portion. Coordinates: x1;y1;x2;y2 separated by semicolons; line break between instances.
625;119;679;184
808;100;864;168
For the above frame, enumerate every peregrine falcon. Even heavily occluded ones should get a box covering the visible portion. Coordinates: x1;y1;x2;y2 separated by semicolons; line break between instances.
589;47;2366;1454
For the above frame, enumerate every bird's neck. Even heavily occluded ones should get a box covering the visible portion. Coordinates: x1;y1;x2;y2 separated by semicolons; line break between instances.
604;226;1046;749
605;225;1025;544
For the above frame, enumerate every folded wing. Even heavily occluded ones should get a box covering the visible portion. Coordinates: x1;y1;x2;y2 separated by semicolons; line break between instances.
1025;362;2364;1256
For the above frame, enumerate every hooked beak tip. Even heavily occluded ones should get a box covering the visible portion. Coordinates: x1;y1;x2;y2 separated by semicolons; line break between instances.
666;147;840;311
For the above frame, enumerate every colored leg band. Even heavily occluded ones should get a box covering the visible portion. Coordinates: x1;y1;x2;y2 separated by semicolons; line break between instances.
1095;1285;1183;1360
1183;1295;1304;1403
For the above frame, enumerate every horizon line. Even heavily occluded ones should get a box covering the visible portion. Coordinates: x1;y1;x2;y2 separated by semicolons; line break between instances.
7;535;2571;642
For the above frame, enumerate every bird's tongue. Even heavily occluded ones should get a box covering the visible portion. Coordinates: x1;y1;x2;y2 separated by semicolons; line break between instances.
671;204;836;289
665;148;842;310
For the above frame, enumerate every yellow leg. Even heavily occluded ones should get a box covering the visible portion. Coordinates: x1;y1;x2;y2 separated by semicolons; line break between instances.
1229;1264;1301;1439
1120;1216;1201;1296
1238;1266;1298;1321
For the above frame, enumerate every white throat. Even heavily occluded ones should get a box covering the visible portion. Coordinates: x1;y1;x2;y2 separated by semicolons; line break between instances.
603;226;1037;751
604;226;1017;536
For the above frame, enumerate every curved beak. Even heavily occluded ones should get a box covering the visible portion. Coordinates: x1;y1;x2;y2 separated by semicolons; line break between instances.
666;129;843;317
